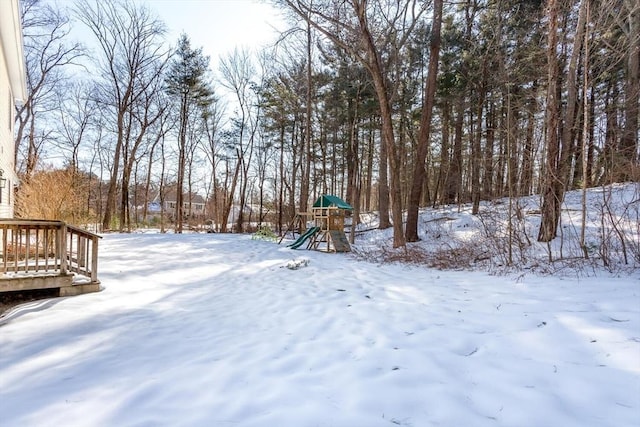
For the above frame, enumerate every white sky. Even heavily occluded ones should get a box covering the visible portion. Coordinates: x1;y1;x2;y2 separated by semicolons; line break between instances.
142;0;286;69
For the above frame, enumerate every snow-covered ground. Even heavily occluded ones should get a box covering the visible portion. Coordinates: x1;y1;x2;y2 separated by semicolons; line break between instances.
0;184;639;426
355;182;640;275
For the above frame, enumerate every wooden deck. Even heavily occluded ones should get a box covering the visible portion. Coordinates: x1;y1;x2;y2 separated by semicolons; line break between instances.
0;219;101;297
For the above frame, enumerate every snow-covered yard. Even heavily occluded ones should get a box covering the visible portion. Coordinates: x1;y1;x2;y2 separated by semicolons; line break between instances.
1;229;638;426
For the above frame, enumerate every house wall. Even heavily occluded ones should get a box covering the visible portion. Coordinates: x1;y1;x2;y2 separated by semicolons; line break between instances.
0;36;14;218
0;0;26;219
161;201;206;217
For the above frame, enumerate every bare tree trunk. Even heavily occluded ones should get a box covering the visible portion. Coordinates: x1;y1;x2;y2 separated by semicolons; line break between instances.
346;87;361;221
482;101;495;198
299;19;313;213
366;51;405;248
435;101;451;206
561;0;588;190
406;0;443;241
236;111;258;233
586;84;596;186
506;86;519;197
445;101;464;205
521;82;538;196
159;139;167;233
619;0;639;180
26;114;38;178
471;86;485;214
175;93;188;233
364;123;374;212
278;124;285;233
377;120;391;229
221;158;241;232
103;113;124;231
538;0;562;242
580;0;591;258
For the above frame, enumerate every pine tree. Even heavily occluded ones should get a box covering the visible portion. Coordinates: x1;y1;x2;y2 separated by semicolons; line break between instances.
165;33;213;233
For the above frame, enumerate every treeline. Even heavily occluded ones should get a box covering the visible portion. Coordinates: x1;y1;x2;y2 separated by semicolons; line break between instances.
14;0;639;245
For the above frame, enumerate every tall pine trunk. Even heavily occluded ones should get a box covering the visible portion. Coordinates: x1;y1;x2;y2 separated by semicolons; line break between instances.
405;0;443;242
619;0;639;180
538;0;562;242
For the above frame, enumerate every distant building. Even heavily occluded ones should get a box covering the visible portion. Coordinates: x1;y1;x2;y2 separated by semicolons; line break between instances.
145;188;206;220
0;0;27;218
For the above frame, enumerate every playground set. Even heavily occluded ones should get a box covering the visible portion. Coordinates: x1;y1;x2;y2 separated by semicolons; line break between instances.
280;195;353;253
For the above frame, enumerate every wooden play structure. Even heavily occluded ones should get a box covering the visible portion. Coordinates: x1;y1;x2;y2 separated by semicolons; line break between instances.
281;195;353;252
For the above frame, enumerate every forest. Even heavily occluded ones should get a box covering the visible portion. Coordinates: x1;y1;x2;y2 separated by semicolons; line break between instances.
13;0;639;249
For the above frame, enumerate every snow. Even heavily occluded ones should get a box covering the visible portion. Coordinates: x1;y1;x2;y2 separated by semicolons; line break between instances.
1;186;639;426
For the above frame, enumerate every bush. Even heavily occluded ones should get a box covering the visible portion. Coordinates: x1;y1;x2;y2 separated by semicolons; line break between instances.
252;226;278;242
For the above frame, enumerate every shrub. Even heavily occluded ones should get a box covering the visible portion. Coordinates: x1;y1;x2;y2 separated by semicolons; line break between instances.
252;226;278;242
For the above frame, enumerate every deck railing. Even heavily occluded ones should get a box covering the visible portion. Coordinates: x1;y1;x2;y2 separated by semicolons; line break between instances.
0;219;101;284
66;224;101;283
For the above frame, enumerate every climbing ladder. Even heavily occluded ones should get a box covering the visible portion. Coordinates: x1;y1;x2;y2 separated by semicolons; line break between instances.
309;229;351;252
328;230;351;252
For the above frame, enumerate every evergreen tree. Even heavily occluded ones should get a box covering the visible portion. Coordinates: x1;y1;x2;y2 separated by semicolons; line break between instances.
165;33;213;233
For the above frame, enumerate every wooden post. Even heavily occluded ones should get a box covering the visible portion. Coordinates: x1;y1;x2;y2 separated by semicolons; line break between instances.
59;222;67;275
91;235;99;284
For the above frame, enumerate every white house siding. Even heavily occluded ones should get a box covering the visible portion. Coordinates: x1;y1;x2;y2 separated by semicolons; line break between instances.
0;0;27;218
0;46;14;218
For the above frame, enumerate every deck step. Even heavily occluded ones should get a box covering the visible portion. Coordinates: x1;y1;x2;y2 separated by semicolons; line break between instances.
0;274;100;296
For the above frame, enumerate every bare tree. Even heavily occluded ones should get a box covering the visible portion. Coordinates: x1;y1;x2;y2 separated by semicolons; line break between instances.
120;72;168;231
15;0;83;178
55;81;97;171
405;0;443;242
140;112;170;227
219;48;259;232
299;17;314;214
580;0;591;258
201;101;225;230
538;0;562;242
619;0;639;180
75;0;168;231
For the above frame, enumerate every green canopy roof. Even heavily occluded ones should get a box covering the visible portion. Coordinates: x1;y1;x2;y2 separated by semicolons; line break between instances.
312;195;353;210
